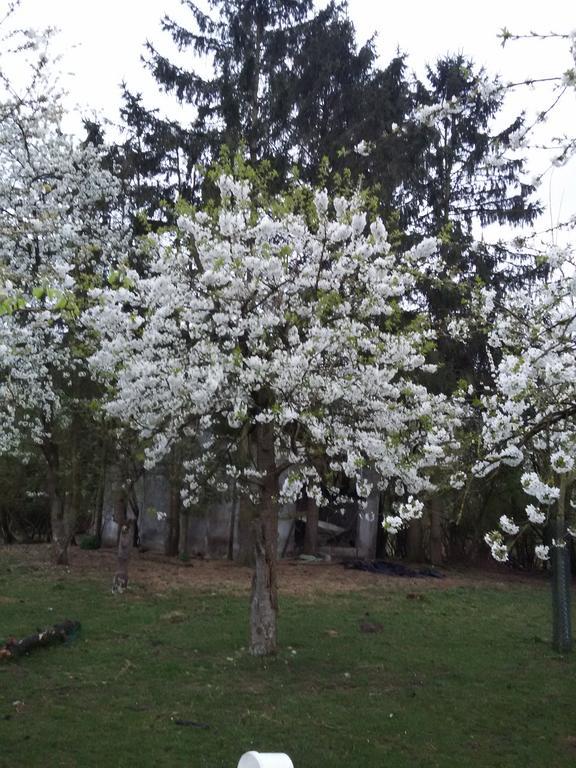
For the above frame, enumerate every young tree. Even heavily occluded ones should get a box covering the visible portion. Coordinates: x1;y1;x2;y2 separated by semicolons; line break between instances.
88;163;461;655
0;29;128;564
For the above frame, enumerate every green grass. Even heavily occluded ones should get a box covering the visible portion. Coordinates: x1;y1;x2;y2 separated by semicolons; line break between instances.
0;551;575;768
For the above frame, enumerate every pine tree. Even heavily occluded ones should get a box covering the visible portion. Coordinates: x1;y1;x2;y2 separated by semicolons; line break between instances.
119;0;406;218
394;57;543;564
405;56;541;392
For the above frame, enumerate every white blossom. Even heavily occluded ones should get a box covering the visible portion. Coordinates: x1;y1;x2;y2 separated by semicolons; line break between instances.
526;504;546;525
550;450;575;474
499;515;520;536
484;532;509;562
382;515;404;534
521;473;560;505
0;30;127;460
88;173;461;515
534;545;550;561
354;140;370;156
397;496;424;521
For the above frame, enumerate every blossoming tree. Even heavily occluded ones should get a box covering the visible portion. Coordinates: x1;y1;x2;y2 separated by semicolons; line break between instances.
88;166;461;655
477;242;576;652
0;29;127;564
475;30;576;653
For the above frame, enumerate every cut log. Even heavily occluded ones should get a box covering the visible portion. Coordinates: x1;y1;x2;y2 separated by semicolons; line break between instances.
0;620;81;660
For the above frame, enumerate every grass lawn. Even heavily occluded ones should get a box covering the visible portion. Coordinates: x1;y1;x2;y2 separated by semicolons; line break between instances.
0;546;575;768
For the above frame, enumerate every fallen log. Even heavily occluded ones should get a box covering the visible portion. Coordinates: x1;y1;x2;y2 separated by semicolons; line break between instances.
0;620;81;660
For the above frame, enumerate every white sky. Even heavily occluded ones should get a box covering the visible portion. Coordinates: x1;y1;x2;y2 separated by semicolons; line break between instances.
9;0;576;236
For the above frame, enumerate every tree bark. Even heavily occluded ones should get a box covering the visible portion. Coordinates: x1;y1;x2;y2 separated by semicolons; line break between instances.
50;502;70;566
47;477;70;565
112;483;132;593
178;510;190;560
44;442;72;565
249;420;279;656
165;474;181;557
93;445;107;547
93;480;104;548
227;482;237;561
0;505;14;544
235;429;255;566
113;521;133;593
0;620;81;660
236;495;256;566
406;518;424;562
247;14;263;163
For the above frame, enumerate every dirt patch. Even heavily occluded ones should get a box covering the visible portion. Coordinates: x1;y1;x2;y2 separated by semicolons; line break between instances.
0;543;549;596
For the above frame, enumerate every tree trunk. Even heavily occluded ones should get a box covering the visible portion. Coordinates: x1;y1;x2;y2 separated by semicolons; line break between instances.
1;620;81;660
406;518;424;562
235;430;255;566
551;474;572;653
112;484;132;593
249;420;278;656
250;511;278;656
227;482;237;561
93;480;104;548
50;504;70;565
178;510;190;560
236;494;256;567
303;494;319;556
247;16;263;163
429;495;443;566
165;476;180;557
113;521;133;593
44;443;72;566
0;506;14;544
47;479;70;565
129;489;141;548
93;444;107;547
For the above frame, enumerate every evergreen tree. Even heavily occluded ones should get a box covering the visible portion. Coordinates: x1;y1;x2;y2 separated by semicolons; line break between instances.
404;56;541;392
119;0;406;218
409;55;539;234
393;57;543;564
144;0;315;165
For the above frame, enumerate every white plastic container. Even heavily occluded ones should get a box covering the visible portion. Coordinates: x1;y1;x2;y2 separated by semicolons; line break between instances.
237;751;294;768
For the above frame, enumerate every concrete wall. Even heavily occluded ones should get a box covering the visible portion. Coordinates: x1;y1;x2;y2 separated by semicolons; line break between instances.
101;468;295;558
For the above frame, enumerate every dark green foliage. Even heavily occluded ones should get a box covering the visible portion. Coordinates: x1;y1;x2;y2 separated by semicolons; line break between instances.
116;89;201;230
0;456;50;544
145;0;315;162
79;535;101;550
408;55;540;234
117;0;405;218
407;57;540;376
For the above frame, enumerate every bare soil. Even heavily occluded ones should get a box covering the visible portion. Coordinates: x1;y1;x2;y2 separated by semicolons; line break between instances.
0;543;549;596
